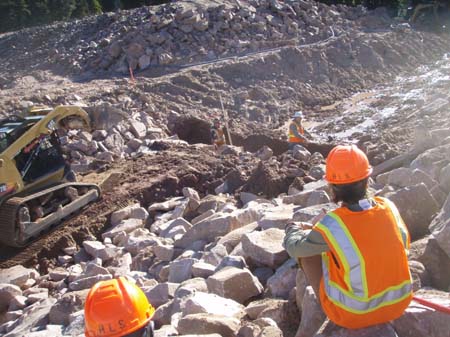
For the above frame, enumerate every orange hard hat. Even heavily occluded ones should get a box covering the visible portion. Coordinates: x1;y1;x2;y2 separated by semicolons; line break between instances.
84;277;155;337
325;145;372;184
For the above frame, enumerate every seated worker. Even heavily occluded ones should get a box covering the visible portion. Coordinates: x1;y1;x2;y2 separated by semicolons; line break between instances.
288;111;311;150
85;277;155;337
284;145;412;330
211;118;226;149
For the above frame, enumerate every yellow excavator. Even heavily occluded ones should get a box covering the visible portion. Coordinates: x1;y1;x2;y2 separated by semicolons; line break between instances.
0;106;100;247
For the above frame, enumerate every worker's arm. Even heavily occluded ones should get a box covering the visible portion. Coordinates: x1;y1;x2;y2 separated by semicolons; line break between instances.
290;123;307;141
283;223;329;258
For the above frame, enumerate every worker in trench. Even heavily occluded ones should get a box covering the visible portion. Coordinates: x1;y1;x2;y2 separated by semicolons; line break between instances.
288;111;313;150
210;117;227;150
84;277;156;337
283;145;412;334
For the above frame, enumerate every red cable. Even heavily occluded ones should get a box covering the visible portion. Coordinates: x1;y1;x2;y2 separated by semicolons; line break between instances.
413;295;450;315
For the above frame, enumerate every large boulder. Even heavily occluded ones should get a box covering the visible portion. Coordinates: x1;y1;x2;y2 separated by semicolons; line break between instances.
257;205;295;230
49;290;89;325
0;266;37;288
3;298;57;337
282;190;330;207
266;259;297;299
385;183;439;241
392;289;450;337
175;207;262;249
294;287;326;337
217;222;259;253
207;267;263;304
241;228;289;269
145;283;178;308
409;236;450;290
410;144;450;180
182;292;245;318
177;313;240;337
429;193;450;258
315;321;398;337
0;284;22;312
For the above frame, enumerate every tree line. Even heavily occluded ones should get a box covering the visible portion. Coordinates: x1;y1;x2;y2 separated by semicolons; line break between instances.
0;0;168;33
0;0;416;34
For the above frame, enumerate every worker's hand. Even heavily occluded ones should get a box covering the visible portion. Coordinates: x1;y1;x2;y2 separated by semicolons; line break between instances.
284;222;312;234
310;208;327;225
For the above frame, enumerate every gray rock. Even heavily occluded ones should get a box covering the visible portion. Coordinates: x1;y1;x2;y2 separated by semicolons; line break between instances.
0;265;37;288
266;259;297;299
316;321;398;337
49;289;89;325
294;286;326;337
145;282;178;308
192;262;216;279
3;298;56;337
241;228;288;269
0;284;22;312
169;258;197;283
429;192;450;258
386;183;439;241
175;207;262;249
409;236;450;290
392;289;450;337
182;292;245;318
207;267;263;304
282;190;330;207
177;313;240;337
292;145;311;162
69;274;112;291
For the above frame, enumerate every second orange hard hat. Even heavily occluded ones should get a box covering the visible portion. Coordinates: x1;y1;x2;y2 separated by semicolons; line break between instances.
325;145;372;184
84;277;155;337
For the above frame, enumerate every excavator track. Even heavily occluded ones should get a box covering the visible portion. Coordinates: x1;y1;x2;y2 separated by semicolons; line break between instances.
0;183;100;247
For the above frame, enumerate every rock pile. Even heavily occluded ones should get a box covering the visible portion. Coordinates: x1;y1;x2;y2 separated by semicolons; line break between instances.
1;136;450;336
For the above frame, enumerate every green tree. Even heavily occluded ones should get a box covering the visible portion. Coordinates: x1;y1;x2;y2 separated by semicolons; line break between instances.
47;0;77;21
0;0;30;31
73;0;89;18
88;0;103;14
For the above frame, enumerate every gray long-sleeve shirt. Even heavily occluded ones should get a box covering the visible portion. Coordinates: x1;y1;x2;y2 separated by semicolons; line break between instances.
283;225;329;258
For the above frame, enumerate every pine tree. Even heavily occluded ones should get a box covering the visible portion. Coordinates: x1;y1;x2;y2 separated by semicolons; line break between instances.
47;0;77;21
88;0;102;14
26;0;50;26
73;0;90;18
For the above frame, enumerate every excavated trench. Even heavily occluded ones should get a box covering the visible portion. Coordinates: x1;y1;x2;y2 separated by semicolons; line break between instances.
174;116;336;158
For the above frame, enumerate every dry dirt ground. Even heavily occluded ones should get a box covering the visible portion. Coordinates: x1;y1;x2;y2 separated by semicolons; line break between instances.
1;0;450;270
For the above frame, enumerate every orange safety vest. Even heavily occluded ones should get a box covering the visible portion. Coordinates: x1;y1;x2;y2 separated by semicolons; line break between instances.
312;197;412;329
288;121;305;143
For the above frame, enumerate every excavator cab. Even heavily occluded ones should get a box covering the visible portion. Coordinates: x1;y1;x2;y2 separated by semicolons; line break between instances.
0;106;100;247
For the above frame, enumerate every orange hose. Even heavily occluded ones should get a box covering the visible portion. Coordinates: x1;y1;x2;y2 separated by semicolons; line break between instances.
413;295;450;314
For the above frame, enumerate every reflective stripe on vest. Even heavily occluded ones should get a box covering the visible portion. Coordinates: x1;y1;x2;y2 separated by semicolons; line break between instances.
384;198;410;249
316;213;412;314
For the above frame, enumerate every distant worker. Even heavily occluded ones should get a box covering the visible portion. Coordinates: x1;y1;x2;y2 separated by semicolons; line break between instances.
288;111;310;149
284;145;412;332
211;118;226;150
85;277;155;337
